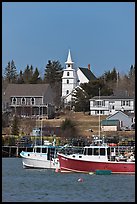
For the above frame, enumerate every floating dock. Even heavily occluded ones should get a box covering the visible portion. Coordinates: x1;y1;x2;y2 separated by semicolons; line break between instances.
2;146;33;157
95;170;112;175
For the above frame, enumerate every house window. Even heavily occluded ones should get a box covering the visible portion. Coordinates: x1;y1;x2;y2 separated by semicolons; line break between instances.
126;100;130;106
67;79;69;84
93;101;95;106
95;110;99;114
12;97;17;105
102;100;105;106
66;90;69;94
67;72;69;76
21;97;26;105
30;97;35;105
97;100;105;106
121;100;125;106
100;110;104;114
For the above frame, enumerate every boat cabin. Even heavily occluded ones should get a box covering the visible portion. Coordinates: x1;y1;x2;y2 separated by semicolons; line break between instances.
83;144;135;162
33;145;57;160
83;145;109;161
86;146;117;160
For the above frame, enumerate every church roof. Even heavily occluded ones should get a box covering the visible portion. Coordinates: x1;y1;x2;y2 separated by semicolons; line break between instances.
78;67;97;81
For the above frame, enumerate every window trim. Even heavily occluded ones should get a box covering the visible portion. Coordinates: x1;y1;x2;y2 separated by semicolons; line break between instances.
30;97;35;105
12;97;17;105
21;97;26;105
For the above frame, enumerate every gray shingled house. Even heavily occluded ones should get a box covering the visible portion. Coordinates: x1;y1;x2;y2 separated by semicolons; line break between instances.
2;84;56;118
106;110;135;130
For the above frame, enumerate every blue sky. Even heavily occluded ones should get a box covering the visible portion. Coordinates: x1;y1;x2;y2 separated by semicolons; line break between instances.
2;2;135;78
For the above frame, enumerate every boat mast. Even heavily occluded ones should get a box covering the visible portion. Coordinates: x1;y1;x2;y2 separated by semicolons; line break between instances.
34;116;38;152
99;87;101;145
40;104;43;153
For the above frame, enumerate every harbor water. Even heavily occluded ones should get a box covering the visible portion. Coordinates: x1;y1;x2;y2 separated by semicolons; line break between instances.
2;158;135;202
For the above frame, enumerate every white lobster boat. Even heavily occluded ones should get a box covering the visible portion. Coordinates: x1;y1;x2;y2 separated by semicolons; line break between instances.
20;145;60;169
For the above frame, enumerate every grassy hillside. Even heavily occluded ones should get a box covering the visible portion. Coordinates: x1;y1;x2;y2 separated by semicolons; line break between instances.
36;111;135;138
2;111;135;139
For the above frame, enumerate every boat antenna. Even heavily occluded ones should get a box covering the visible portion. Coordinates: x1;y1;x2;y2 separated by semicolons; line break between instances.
34;116;38;152
99;87;101;145
40;104;43;153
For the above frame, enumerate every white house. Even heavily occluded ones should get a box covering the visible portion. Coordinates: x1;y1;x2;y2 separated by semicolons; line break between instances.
89;95;134;115
62;50;96;105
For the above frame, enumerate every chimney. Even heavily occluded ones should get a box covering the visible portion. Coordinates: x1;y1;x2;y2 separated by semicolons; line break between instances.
88;64;90;70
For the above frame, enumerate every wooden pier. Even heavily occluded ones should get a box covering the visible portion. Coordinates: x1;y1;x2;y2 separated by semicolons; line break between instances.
2;146;33;157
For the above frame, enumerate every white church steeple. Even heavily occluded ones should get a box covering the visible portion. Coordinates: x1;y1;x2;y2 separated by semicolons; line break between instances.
62;50;78;104
65;49;74;69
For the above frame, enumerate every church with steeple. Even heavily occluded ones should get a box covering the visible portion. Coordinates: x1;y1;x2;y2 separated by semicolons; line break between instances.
62;50;97;105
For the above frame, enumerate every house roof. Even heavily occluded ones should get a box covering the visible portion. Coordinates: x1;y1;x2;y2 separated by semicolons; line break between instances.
106;110;135;120
90;95;134;100
78;67;97;81
101;119;120;126
3;84;54;101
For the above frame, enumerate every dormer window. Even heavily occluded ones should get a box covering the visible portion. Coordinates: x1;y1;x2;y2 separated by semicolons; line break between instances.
12;97;17;105
30;97;35;105
21;97;26;105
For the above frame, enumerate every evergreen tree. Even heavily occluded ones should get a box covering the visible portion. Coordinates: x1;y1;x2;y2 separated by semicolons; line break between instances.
17;70;24;84
44;60;63;86
129;64;135;78
4;60;18;83
11;60;18;83
44;60;63;107
127;64;135;96
23;65;33;83
104;67;117;82
72;87;89;112
4;61;11;83
30;65;34;77
30;67;41;83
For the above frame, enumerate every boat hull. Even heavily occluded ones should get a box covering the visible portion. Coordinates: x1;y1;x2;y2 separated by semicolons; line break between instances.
58;154;135;174
20;151;60;169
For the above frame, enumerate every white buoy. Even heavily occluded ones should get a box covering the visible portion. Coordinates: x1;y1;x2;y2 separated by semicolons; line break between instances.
78;178;83;182
89;172;94;175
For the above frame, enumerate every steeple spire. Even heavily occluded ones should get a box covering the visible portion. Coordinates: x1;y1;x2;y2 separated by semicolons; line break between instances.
65;49;74;64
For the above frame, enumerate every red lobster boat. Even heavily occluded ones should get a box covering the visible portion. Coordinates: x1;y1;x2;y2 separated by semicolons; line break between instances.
57;138;135;174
